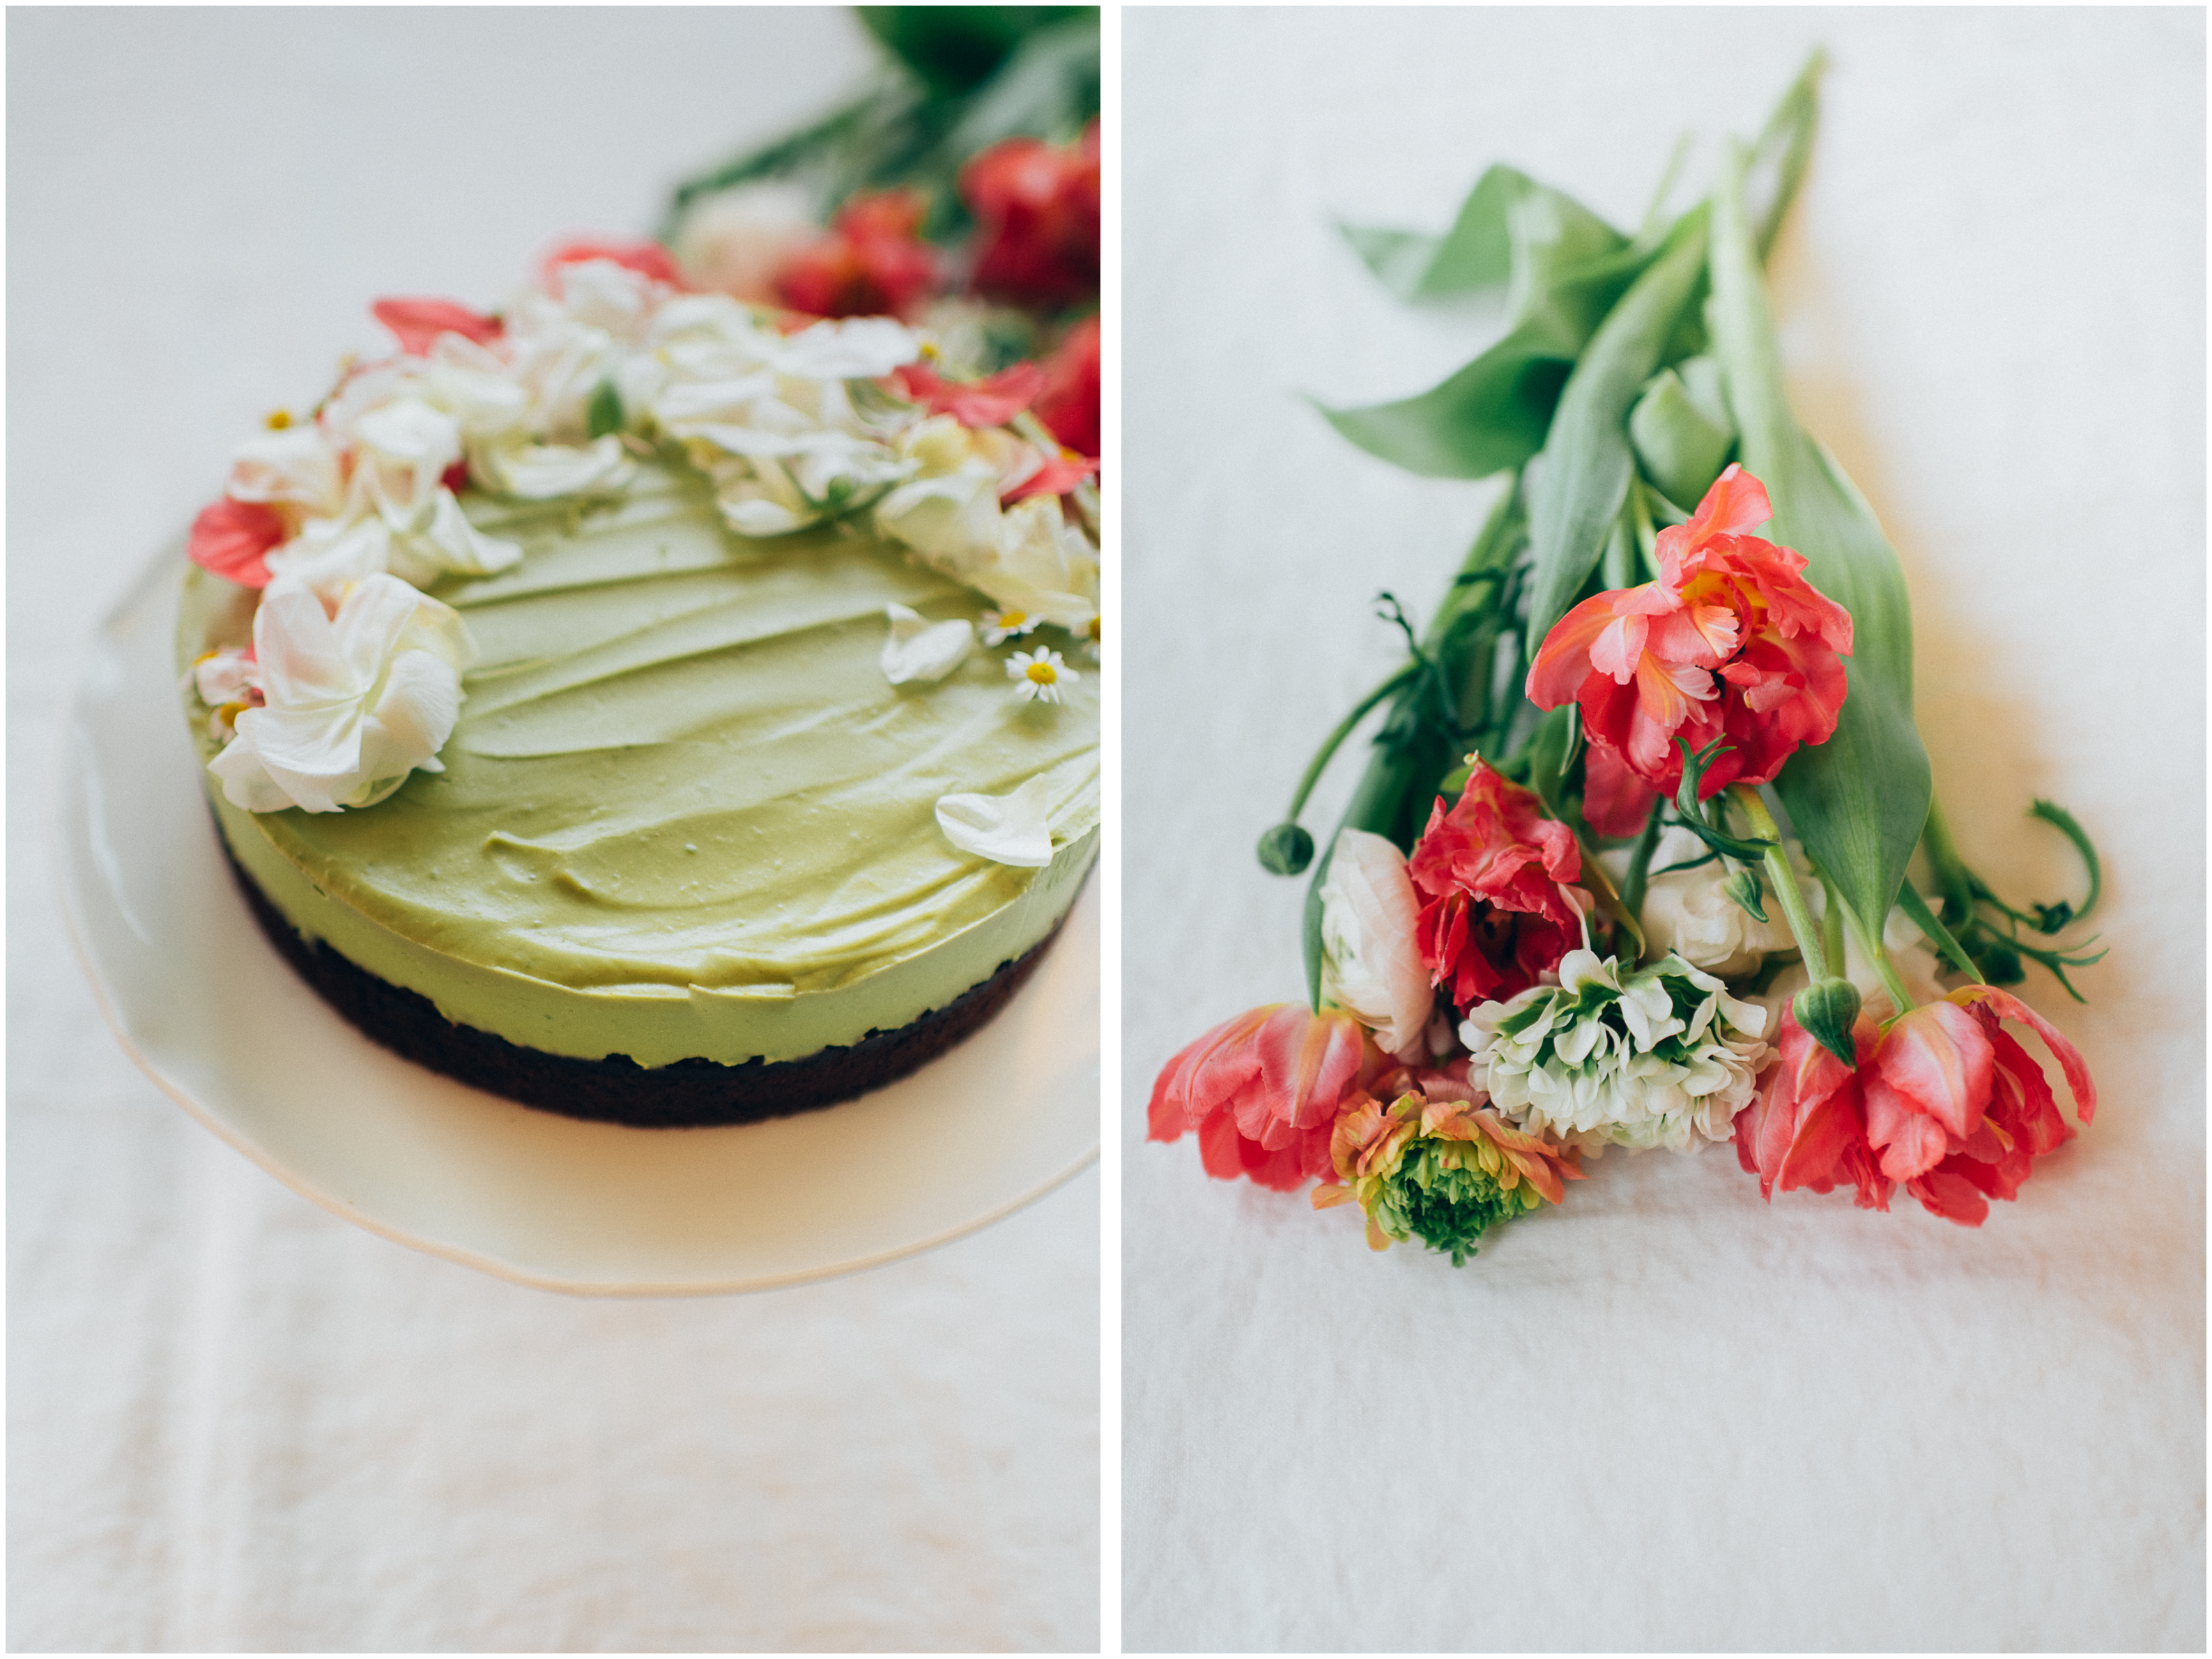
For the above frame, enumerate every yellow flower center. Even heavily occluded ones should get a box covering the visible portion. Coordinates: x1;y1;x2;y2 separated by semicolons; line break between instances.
1086;615;1101;642
266;408;293;430
1026;661;1057;686
1000;610;1028;629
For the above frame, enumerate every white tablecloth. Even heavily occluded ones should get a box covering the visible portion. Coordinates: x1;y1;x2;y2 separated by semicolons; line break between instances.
9;11;1096;1650
1123;9;2202;1651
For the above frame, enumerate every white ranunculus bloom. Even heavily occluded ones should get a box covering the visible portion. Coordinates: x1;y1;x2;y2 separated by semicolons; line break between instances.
1464;949;1770;1154
1628;825;1801;976
935;775;1055;868
1317;828;1434;1062
880;603;974;685
673;179;821;303
209;576;477;814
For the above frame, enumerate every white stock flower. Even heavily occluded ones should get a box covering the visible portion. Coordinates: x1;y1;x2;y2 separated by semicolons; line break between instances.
935;775;1055;867
208;575;477;814
1318;828;1434;1062
226;426;344;518
1463;949;1771;1154
263;492;521;604
469;435;635;500
767;316;920;380
880;603;974;685
970;497;1099;634
349;397;463;528
673;179;820;303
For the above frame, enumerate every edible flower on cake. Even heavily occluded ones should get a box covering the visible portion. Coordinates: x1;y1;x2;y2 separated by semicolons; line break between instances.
1006;647;1075;705
935;776;1057;868
206;574;475;815
879;602;974;684
186;238;1103;818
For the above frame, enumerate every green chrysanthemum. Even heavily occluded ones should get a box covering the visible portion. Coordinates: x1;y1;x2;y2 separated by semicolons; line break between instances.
1368;1136;1547;1266
1316;1090;1582;1267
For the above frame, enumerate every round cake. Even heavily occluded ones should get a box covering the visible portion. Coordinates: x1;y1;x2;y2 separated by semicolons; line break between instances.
176;245;1100;1127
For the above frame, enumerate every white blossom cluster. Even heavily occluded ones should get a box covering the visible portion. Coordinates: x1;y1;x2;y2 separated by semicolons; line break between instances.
1462;949;1771;1154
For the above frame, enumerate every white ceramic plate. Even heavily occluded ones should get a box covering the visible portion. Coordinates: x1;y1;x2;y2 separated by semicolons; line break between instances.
58;543;1100;1297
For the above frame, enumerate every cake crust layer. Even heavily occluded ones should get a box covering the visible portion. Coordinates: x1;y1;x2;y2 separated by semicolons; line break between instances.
225;839;1068;1128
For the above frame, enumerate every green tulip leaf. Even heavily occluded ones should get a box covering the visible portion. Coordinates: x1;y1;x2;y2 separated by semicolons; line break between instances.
1522;205;1712;649
1629;362;1735;513
1709;137;1931;941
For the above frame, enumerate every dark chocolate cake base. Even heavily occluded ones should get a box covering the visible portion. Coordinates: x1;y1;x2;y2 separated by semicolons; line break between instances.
222;842;1065;1129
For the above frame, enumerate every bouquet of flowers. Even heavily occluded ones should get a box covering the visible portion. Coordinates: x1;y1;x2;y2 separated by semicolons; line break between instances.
1149;56;2100;1263
661;6;1099;461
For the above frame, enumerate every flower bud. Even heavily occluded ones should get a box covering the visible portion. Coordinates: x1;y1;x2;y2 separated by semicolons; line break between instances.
1722;867;1768;923
1793;977;1864;1069
1257;822;1314;876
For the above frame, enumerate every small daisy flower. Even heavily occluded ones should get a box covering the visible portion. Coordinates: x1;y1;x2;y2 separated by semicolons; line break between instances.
1006;647;1075;705
1083;612;1101;663
981;608;1038;647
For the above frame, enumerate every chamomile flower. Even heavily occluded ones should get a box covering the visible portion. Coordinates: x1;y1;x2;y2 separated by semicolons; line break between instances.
981;607;1038;647
1082;612;1101;662
1006;647;1075;705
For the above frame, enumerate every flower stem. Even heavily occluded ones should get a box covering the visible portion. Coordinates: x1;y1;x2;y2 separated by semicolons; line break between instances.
1726;784;1827;976
1818;869;1846;979
1841;894;1918;1016
1281;661;1421;827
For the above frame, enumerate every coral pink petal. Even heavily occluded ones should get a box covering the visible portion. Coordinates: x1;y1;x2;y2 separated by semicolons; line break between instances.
1960;987;2097;1124
1582;743;1659;839
1871;1001;1993;1139
371;297;502;357
1864;1076;1953;1181
544;238;683;288
1907;1170;1991;1227
187;499;286;587
1003;454;1100;503
1526;594;1618;708
1689;463;1773;541
1774;1094;1863;1194
1254;1007;1364;1131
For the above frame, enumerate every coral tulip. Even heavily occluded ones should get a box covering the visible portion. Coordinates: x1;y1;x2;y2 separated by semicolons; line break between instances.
1736;985;2094;1226
1148;1003;1378;1190
1528;464;1852;803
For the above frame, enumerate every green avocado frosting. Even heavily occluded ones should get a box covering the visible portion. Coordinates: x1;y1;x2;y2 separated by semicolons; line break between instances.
180;462;1098;1067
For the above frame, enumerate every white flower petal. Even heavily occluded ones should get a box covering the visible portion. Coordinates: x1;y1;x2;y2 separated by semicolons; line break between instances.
935;776;1055;868
1318;828;1431;1062
472;436;635;500
213;574;474;815
770;316;920;380
880;604;974;686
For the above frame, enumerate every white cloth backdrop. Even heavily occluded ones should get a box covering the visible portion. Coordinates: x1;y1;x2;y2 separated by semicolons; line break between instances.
1124;8;2202;1653
8;10;1096;1651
